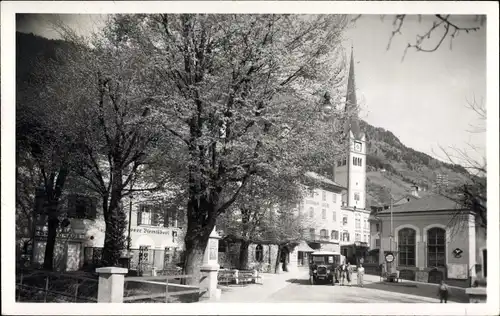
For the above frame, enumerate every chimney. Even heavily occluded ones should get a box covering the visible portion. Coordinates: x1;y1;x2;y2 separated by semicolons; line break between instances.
411;185;419;197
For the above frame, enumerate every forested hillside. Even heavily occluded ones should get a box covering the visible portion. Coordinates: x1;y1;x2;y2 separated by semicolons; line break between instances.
359;120;470;207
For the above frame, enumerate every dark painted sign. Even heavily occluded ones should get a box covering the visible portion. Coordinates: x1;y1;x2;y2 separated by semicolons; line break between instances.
453;248;463;258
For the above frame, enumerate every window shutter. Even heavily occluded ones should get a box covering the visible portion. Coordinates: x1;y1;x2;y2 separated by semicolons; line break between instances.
177;209;185;228
163;207;170;227
67;195;76;218
151;205;159;226
137;205;143;226
89;197;98;219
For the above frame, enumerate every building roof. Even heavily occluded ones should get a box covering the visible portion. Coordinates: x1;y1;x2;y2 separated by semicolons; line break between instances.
394;194;420;205
311;250;341;256
304;172;345;190
378;194;460;214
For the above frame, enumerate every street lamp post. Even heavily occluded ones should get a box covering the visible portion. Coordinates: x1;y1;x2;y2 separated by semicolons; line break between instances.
381;169;394;272
127;182;133;251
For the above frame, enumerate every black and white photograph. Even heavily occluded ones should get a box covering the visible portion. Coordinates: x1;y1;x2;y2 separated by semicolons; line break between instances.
1;1;498;315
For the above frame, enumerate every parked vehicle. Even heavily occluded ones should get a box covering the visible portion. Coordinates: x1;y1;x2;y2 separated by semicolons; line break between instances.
308;251;343;285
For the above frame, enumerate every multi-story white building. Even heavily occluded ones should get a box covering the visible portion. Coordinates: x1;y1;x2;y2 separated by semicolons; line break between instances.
293;172;345;266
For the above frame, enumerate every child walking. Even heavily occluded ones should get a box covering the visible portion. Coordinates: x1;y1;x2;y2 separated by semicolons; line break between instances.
437;280;450;303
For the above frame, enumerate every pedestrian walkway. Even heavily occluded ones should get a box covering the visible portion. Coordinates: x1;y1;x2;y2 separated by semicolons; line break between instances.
358;273;468;303
213;268;308;303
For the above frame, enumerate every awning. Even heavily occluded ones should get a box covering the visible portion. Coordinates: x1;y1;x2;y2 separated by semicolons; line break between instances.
297;241;315;252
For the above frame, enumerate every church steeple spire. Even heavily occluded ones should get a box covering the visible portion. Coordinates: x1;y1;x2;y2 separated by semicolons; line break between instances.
345;46;362;139
346;46;358;110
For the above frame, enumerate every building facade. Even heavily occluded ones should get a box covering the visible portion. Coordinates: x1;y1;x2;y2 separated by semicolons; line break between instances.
368;194;486;286
31;190;186;273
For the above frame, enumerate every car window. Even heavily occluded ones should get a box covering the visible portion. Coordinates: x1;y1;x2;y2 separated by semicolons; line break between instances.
312;256;325;263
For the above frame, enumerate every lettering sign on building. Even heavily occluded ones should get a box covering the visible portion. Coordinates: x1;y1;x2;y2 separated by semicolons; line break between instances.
35;226;86;240
130;227;171;235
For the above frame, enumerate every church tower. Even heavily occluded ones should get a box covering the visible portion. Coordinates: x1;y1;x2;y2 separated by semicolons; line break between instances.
334;47;366;210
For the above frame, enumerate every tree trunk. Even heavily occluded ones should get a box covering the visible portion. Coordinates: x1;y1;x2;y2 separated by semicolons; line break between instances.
238;240;251;270
183;228;211;286
42;214;59;270
102;188;127;266
274;244;282;274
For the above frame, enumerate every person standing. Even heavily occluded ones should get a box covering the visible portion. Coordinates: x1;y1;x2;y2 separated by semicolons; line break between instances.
437;280;450;303
339;263;346;286
357;263;365;287
346;262;352;286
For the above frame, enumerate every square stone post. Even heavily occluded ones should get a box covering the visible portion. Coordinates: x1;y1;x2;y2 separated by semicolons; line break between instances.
200;228;221;301
96;267;128;303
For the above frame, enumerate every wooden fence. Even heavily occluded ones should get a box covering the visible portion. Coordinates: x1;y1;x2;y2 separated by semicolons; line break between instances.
123;274;202;303
16;269;98;303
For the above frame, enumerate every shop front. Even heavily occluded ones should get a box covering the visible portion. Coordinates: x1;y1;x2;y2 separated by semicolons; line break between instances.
33;225;87;271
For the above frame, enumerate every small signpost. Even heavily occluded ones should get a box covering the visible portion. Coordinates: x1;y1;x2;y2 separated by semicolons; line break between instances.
385;252;394;263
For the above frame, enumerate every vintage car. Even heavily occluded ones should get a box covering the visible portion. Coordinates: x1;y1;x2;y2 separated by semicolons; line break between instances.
309;251;343;285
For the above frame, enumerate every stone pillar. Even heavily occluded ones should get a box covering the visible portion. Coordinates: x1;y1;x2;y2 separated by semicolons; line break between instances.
96;267;128;303
200;228;221;301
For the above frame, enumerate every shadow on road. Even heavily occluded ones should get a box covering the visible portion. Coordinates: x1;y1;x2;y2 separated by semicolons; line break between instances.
286;278;310;285
361;281;469;303
286;278;336;286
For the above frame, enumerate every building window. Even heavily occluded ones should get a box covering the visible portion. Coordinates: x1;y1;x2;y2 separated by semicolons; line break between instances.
331;230;339;240
138;204;184;228
398;228;416;266
376;223;380;232
353;157;363;166
427;227;446;267
355;217;361;229
320;229;328;240
354;192;360;201
67;194;97;219
343;158;347;165
172;231;178;243
342;232;350;242
342;216;348;225
322;209;326;219
309;228;316;240
255;244;264;262
337;160;342;167
322;190;326;201
138;245;150;266
375;239;381;247
355;233;361;242
364;219;368;230
309;207;314;218
332;211;337;221
332;193;337;203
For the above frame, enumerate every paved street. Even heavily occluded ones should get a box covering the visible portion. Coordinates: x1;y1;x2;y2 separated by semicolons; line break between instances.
217;269;468;303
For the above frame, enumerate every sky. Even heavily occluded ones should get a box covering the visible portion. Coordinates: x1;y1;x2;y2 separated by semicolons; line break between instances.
16;13;487;166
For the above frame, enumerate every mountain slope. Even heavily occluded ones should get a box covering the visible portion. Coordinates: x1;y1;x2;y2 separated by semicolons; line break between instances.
360;120;470;207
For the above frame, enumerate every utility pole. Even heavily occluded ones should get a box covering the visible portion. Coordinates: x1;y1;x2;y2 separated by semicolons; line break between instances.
381;169;394;272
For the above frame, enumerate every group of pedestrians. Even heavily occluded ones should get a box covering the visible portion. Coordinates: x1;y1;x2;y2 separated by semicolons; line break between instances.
337;262;365;287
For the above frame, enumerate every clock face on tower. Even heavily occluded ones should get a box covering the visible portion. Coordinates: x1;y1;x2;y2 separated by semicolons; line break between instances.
354;142;362;152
